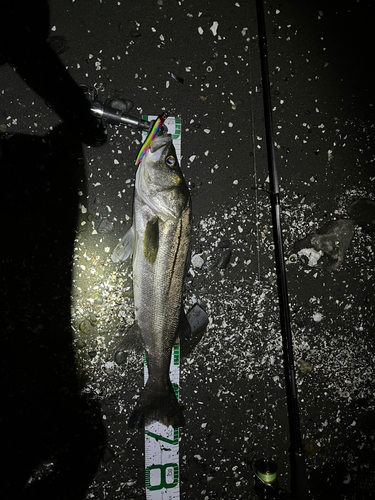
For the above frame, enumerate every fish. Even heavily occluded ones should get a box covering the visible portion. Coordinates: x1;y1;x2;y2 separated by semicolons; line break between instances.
112;132;191;428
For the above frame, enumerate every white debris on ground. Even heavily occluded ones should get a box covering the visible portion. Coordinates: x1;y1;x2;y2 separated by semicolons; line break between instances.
70;179;374;498
297;248;323;267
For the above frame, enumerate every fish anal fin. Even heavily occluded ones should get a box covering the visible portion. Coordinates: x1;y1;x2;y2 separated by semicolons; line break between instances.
177;305;192;344
180;304;209;358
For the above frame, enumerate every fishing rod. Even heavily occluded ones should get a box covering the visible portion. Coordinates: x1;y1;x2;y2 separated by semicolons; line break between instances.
255;1;309;498
90;97;150;131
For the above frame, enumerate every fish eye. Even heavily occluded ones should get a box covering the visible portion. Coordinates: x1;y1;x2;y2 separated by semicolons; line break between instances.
165;155;176;167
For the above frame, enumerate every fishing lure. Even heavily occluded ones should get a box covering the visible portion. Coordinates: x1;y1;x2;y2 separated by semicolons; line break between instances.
135;112;168;165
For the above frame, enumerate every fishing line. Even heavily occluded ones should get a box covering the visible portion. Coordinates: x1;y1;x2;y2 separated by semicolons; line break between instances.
248;75;262;284
247;0;273;470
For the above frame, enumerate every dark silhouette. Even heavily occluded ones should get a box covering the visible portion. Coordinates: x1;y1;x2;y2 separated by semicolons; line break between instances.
1;2;106;498
0;0;104;142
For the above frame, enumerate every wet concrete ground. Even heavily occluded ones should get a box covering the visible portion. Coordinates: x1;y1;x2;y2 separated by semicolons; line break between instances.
1;0;374;499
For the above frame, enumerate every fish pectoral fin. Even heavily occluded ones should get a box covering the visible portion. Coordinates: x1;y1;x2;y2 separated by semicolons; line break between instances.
111;225;135;263
143;217;159;263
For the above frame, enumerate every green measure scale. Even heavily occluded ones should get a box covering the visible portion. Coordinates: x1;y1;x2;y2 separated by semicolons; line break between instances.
144;343;180;498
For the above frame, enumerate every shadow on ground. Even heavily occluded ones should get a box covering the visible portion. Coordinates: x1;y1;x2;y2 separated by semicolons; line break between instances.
0;127;106;500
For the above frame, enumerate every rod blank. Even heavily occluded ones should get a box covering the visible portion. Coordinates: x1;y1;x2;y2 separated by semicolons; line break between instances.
255;1;309;498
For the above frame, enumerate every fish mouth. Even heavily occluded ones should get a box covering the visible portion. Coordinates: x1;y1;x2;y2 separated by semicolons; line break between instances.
148;134;172;162
150;134;171;153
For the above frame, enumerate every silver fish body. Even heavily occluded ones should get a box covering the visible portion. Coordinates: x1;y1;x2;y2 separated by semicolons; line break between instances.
112;133;191;427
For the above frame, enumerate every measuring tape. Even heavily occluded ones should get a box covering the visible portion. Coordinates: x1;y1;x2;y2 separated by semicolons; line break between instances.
141;116;182;499
144;343;180;498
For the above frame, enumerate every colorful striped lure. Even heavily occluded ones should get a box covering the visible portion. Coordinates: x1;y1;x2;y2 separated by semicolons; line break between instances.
135;112;169;165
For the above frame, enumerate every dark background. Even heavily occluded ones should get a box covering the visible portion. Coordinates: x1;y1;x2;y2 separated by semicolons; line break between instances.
1;1;374;499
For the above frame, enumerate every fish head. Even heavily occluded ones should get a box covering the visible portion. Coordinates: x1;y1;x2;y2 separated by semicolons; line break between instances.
136;134;190;220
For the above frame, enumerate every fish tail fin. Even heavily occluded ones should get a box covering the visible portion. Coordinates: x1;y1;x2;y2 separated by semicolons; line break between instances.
128;380;184;429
